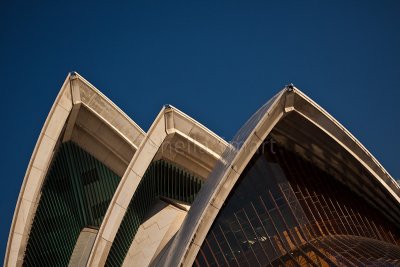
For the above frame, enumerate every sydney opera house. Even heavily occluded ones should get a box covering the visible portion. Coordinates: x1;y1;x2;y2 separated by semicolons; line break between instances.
5;72;400;266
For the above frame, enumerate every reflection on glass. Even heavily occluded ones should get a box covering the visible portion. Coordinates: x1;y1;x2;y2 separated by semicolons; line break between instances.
194;138;400;266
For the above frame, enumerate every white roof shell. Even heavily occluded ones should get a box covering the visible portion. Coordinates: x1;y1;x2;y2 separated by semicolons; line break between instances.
160;86;400;267
6;78;399;267
87;105;228;266
5;73;145;267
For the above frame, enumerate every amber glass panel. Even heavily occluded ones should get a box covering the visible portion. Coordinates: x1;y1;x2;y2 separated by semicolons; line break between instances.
194;140;400;266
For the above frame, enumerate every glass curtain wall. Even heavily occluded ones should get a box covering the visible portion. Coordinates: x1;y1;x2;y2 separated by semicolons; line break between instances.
24;142;121;266
194;137;400;266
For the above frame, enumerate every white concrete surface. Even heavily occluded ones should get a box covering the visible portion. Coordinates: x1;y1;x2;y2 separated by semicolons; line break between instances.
160;87;400;267
5;72;145;267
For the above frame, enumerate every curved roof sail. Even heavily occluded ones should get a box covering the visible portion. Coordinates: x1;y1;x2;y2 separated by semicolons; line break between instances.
87;105;228;266
162;85;400;267
5;73;145;267
6;78;400;266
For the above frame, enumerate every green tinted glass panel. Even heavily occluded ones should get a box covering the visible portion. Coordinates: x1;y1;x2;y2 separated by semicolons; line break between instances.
106;160;203;266
23;142;121;267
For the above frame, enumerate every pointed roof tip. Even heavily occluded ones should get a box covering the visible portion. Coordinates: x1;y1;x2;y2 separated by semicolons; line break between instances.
69;71;80;81
285;83;295;92
164;104;173;109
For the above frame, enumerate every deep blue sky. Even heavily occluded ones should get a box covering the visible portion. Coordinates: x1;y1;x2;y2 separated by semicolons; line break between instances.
1;0;400;261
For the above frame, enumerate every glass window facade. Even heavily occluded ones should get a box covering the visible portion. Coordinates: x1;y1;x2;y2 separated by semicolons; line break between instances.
23;142;121;266
106;160;203;266
194;138;400;266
